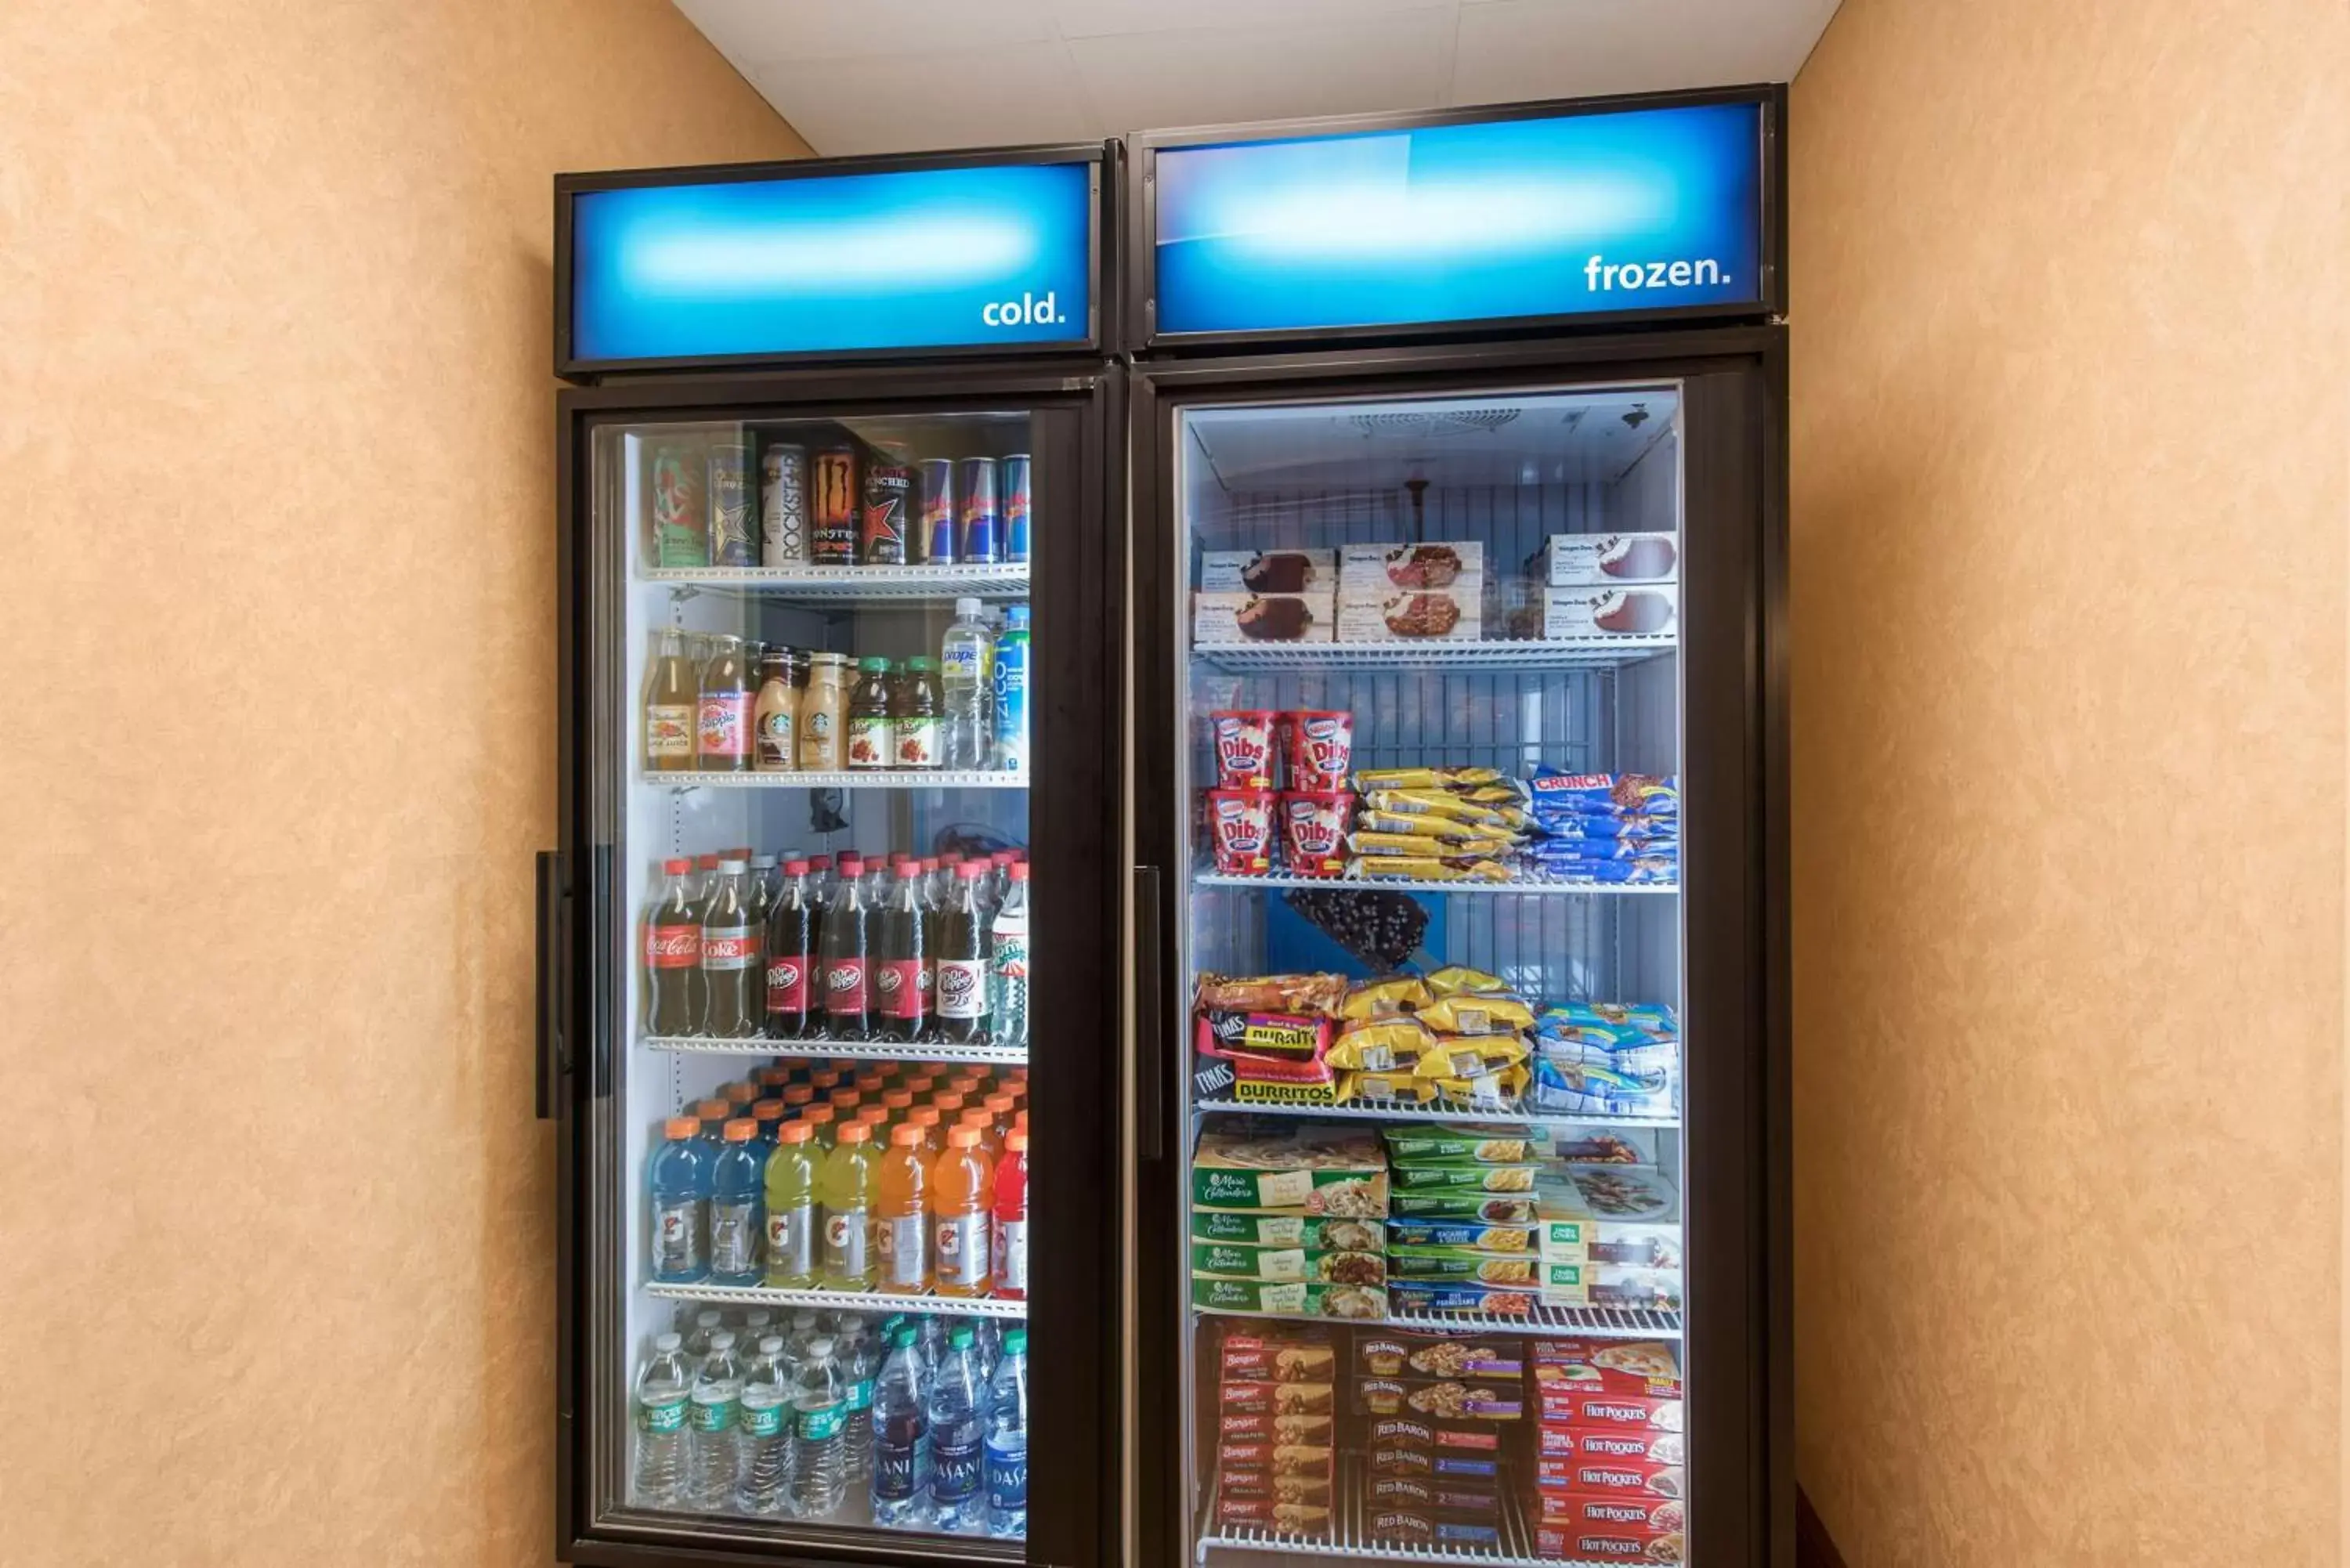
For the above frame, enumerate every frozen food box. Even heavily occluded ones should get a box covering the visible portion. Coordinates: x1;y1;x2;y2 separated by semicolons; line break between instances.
1192;1277;1391;1319
1389;1190;1539;1223
1214;1494;1332;1535
1531;1424;1687;1465
1351;1377;1524;1420
1379;1124;1546;1165
1531;1385;1684;1432
1535;1166;1681;1244
1352;1329;1525;1380
1336;591;1484;643
1389;1162;1543;1194
1526;1493;1685;1537
1362;1414;1506;1457
1580;1265;1683;1311
1383;1217;1541;1252
1386;1245;1547;1287
1199;548;1337;594
1338;541;1488;589
1194;1210;1386;1252
1386;1281;1539;1317
1191;1238;1388;1287
1365;1473;1505;1518
1531;532;1680;587
1531;1338;1683;1399
1532;1523;1684;1563
1193;591;1336;644
1368;1509;1502;1548
1529;1449;1684;1498
1217;1409;1336;1446
1533;584;1678;641
1219;1379;1336;1417
1218;1337;1336;1384
1217;1466;1334;1505
1191;1126;1390;1216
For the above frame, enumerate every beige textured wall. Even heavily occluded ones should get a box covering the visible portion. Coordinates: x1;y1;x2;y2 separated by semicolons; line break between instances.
0;4;802;1563
1789;2;2348;1563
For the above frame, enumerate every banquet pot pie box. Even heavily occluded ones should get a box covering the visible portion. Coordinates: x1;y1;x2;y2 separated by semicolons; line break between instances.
1199;548;1336;594
1191;1127;1390;1216
1193;591;1336;644
1528;532;1680;588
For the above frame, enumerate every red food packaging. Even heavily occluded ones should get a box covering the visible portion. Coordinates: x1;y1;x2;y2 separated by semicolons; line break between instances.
1206;789;1276;874
1278;791;1352;876
1282;710;1354;790
1210;710;1279;789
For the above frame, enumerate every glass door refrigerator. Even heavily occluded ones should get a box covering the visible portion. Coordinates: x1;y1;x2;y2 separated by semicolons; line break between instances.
543;145;1123;1568
1124;90;1791;1568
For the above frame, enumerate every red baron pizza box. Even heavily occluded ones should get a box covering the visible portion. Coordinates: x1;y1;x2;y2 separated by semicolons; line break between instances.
1531;1425;1686;1465
1529;1337;1683;1399
1526;1492;1684;1535
1533;1522;1683;1563
1528;1449;1684;1498
1360;1414;1503;1453
1531;1386;1683;1431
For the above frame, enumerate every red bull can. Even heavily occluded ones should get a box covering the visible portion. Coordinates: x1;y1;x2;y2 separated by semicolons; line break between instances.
916;458;956;565
1001;453;1031;565
956;456;1000;565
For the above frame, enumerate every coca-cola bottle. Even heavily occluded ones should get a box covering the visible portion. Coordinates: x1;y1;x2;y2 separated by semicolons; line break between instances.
700;858;763;1039
820;854;872;1040
764;859;818;1041
934;861;993;1044
644;858;703;1037
873;859;929;1044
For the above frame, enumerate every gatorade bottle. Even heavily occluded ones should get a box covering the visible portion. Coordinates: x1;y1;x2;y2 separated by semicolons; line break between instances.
751;1098;786;1151
907;1106;944;1160
931;1124;996;1299
818;1121;879;1290
763;1122;819;1289
855;1104;890;1143
801;1104;837;1152
959;1107;998;1163
983;1093;1017;1146
876;1123;931;1295
992;1130;1029;1302
783;1083;815;1115
932;1091;967;1125
882;1088;914;1125
650;1117;710;1284
709;1119;766;1287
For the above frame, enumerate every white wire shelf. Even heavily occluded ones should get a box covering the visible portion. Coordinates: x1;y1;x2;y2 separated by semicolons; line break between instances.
1195;1301;1681;1341
644;768;1025;791
1191;637;1673;674
1198;1454;1593;1568
1196;873;1677;896
1194;1099;1678;1133
641;562;1029;599
646;1281;1026;1319
643;1035;1029;1065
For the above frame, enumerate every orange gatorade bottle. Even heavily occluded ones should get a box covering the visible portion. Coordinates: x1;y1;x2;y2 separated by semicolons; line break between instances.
931;1123;996;1299
875;1123;931;1294
959;1107;1000;1162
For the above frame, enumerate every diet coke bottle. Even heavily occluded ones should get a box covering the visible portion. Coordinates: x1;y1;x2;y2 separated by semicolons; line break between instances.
644;858;703;1037
700;858;763;1039
820;854;872;1040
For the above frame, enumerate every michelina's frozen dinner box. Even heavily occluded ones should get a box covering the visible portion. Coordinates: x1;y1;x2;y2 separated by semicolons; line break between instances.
1191;1125;1390;1216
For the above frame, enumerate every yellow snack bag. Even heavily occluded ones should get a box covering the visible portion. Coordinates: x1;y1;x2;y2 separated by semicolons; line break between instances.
1337;1069;1435;1104
1423;966;1506;998
1417;995;1536;1035
1328;1018;1436;1071
1354;767;1502;792
1425;1064;1531;1106
1355;809;1499;845
1350;831;1463;859
1364;789;1511;829
1340;977;1436;1021
1346;856;1510;883
1412;1033;1530;1080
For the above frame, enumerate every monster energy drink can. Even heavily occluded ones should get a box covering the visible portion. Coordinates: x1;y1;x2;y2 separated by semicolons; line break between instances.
760;443;808;565
707;439;754;567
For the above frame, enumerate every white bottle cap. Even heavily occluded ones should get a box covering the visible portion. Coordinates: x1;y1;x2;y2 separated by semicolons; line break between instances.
655;1332;682;1351
807;1336;835;1357
761;1335;786;1355
955;597;982;618
710;1330;737;1350
718;858;747;875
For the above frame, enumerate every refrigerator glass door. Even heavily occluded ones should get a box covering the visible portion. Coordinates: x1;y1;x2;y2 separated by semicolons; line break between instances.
584;406;1062;1556
1170;386;1689;1567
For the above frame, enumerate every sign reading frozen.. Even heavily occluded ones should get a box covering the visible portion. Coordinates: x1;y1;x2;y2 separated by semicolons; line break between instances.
1150;100;1766;338
566;160;1094;366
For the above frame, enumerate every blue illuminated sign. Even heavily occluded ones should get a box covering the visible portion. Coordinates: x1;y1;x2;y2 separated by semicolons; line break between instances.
1151;102;1765;337
567;161;1094;365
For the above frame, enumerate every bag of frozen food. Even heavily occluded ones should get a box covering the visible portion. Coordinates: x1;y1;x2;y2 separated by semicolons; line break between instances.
1411;1035;1529;1081
1340;975;1436;1020
1415;995;1535;1035
1421;965;1507;999
1335;1069;1435;1105
1423;1065;1531;1108
1193;973;1350;1015
1345;855;1510;883
1361;789;1515;830
1527;769;1679;818
1327;1017;1437;1072
1353;766;1503;792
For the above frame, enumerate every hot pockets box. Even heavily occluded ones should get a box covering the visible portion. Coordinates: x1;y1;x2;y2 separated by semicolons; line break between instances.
1528;1450;1684;1499
1526;1493;1685;1536
1531;1425;1686;1465
1532;1523;1683;1563
1531;1386;1684;1433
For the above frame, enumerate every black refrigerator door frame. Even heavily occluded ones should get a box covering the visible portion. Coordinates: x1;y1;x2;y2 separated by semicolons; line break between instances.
551;358;1127;1568
1126;327;1791;1568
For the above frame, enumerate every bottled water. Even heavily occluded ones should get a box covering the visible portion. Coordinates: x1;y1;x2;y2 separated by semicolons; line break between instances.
683;1310;723;1361
972;1317;1003;1384
735;1335;793;1516
913;1315;945;1384
941;598;993;771
984;1330;1029;1539
870;1327;931;1529
688;1331;745;1512
989;866;1029;1048
739;1311;775;1365
926;1325;985;1534
839;1321;879;1486
787;1335;848;1519
991;606;1031;775
631;1332;694;1508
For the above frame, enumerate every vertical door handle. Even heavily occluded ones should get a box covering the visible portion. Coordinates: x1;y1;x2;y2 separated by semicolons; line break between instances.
1133;865;1163;1162
536;850;567;1119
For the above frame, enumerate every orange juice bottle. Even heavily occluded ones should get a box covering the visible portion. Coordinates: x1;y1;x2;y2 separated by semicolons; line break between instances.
875;1123;931;1293
907;1106;944;1159
801;1104;837;1152
817;1121;878;1290
931;1124;996;1298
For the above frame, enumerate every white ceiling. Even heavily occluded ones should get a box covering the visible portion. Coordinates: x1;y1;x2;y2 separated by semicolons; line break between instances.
675;0;1841;156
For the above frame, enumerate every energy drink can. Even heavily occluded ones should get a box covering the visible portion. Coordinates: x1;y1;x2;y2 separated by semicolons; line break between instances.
707;439;754;566
649;442;707;568
760;443;808;565
916;459;956;565
956;456;1000;565
860;462;912;565
811;446;859;565
1000;453;1031;565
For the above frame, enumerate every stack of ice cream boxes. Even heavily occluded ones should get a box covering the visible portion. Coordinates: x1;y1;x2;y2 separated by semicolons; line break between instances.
1191;545;1485;644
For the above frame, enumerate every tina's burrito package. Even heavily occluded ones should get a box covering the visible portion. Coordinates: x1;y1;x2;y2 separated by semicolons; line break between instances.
1193;973;1345;1106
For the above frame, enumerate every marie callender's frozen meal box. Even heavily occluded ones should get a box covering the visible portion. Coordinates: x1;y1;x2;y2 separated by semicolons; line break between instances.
1191;1125;1390;1217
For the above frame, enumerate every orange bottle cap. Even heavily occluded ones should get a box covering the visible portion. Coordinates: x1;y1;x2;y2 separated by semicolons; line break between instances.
779;1122;813;1144
985;1093;1014;1115
909;1107;940;1127
837;1122;870;1143
665;1117;701;1139
724;1119;757;1141
783;1085;814;1105
804;1106;835;1126
857;1105;888;1126
960;1108;991;1128
1006;1131;1029;1152
694;1099;729;1120
947;1125;982;1148
855;1071;886;1092
884;1089;913;1111
891;1123;924;1147
934;1093;966;1114
754;1099;785;1118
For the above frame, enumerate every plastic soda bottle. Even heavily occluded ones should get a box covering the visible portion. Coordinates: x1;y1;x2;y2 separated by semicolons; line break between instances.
649;1117;710;1284
927;1325;986;1534
818;1122;878;1290
992;1130;1029;1301
788;1335;848;1519
985;1329;1029;1537
763;1122;819;1288
931;1125;996;1299
688;1331;745;1511
876;1124;931;1295
736;1335;793;1515
632;1331;694;1508
991;605;1031;775
992;862;1030;1047
870;1326;932;1528
709;1119;765;1287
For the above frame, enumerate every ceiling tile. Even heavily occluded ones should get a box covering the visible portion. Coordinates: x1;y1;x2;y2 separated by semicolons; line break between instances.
1046;0;1452;38
1068;8;1455;134
1450;0;1826;105
749;45;1098;154
680;0;1058;64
